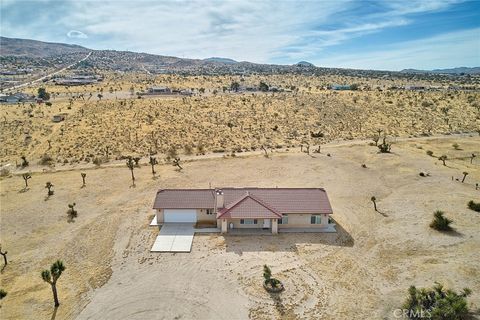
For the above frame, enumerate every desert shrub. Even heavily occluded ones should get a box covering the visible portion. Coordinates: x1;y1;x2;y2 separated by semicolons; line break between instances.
467;200;480;212
0;289;6;299
403;283;471;320
452;143;460;150
38;154;54;165
92;157;103;166
0;166;11;177
426;150;434;156
429;210;452;231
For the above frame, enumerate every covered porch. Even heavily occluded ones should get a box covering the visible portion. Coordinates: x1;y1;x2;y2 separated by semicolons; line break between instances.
216;191;282;235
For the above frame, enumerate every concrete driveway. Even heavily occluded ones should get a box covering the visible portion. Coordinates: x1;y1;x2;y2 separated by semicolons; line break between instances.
151;223;195;252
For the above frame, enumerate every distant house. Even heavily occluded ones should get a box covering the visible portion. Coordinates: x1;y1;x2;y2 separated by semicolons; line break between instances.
0;92;34;103
52;114;66;122
331;85;352;90
148;86;171;94
405;85;426;90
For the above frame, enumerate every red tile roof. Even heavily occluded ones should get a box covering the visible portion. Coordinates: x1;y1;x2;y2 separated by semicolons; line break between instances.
217;192;283;219
153;188;333;215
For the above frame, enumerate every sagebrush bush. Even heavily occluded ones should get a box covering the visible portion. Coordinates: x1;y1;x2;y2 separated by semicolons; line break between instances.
467;200;480;212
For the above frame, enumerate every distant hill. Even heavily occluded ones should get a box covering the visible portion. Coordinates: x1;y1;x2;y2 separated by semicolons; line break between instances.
401;67;480;75
0;36;90;57
203;57;237;64
1;36;475;80
295;61;315;67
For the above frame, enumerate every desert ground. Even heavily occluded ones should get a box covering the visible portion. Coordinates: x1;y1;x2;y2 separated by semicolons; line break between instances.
1;74;479;168
0;134;479;319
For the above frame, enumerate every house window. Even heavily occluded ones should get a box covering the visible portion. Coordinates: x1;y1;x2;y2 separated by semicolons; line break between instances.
240;219;257;225
206;209;214;215
311;215;322;224
278;214;288;225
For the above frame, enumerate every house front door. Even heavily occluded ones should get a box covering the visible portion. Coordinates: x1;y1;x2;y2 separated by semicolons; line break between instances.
263;219;271;229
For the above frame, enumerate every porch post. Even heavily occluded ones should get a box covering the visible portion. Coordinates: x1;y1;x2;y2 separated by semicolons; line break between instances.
320;214;328;226
272;219;278;234
221;219;228;233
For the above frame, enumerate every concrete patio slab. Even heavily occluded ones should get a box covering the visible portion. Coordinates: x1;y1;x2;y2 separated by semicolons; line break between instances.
151;223;194;252
278;224;337;233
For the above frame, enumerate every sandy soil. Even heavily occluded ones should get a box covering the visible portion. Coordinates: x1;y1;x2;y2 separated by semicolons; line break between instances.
0;135;479;319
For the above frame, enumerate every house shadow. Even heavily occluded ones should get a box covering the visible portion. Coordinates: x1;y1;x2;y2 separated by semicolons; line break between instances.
224;222;354;255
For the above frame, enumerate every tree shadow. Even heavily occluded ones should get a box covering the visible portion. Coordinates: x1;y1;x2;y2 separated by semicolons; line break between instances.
50;306;58;320
268;291;286;316
440;228;464;238
376;210;388;217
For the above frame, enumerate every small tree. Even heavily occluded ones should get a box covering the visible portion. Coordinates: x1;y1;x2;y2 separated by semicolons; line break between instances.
263;265;281;289
426;150;434;157
452;143;460;150
438;155;447;166
430;210;452;231
45;182;54;196
149;156;158;175
173;158;183;171
371;196;377;212
81;173;86;187
38;87;50;100
0;244;7;267
22;173;31;189
471;153;476;164
126;156;136;185
41;260;65;307
67;203;77;222
461;172;468;183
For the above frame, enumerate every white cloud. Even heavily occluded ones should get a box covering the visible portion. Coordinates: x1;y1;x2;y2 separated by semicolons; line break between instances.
66;30;88;39
316;28;480;70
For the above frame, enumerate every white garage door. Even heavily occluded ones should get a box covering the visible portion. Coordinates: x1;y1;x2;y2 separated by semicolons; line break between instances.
164;209;197;223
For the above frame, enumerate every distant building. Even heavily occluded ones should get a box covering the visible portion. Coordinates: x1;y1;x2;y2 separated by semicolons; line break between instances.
0;92;34;103
331;84;352;90
52;114;66;122
148;86;171;94
405;85;426;90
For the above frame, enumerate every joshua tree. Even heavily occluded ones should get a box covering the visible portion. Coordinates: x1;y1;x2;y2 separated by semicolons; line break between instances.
22;173;31;189
126;156;136;184
377;136;391;153
41;260;65;307
0;245;8;267
45;182;54;196
149;156;158;175
438;155;447;166
230;81;240;92
81;173;86;187
430;210;452;231
471;153;476;164
461;172;468;183
67;203;77;222
20;155;29;167
172;157;183;171
371;196;377;212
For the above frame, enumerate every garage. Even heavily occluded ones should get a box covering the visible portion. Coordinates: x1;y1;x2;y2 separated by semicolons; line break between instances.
164;209;197;223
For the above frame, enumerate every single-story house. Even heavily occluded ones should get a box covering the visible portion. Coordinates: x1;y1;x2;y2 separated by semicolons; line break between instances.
153;188;334;234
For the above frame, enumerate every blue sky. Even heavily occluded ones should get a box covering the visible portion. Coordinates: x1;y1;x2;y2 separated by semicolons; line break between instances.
1;0;479;70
